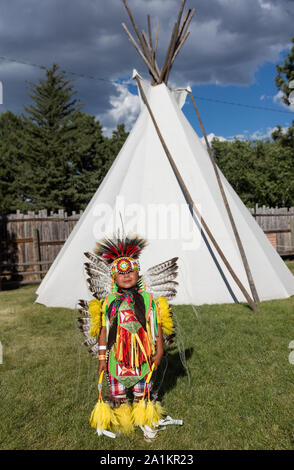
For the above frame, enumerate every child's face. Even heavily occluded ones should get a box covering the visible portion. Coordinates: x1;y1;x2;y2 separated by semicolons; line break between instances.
114;270;139;289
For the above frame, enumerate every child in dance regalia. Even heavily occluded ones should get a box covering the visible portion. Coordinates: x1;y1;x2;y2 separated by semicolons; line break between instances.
77;234;180;439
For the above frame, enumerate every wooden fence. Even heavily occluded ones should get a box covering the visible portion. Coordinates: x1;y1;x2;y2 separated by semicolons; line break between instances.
248;205;294;256
0;209;82;288
0;205;294;288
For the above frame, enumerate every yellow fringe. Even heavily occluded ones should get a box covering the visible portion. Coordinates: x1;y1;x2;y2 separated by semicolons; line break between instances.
147;322;155;354
132;400;147;427
118;326;123;362
134;332;149;365
155;401;165;421
145;400;164;428
131;334;134;368
113;403;134;435
132;399;165;429
157;297;174;336
134;336;139;367
89;400;118;431
89;299;103;337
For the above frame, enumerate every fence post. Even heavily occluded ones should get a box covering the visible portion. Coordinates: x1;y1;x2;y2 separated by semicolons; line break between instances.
32;228;41;282
290;219;294;252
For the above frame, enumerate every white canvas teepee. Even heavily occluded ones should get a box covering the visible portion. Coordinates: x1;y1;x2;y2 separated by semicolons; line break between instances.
35;73;294;308
35;1;294;310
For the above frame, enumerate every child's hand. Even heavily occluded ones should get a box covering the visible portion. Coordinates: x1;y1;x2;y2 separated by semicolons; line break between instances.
151;351;163;371
152;324;164;371
98;360;107;378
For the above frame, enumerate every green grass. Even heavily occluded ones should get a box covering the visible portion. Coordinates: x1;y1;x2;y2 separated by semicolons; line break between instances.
0;266;294;450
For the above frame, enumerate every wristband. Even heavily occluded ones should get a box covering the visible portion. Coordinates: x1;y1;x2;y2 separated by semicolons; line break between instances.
98;345;106;350
98;355;106;360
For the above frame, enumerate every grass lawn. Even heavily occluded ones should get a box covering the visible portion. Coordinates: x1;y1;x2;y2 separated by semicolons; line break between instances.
0;262;294;450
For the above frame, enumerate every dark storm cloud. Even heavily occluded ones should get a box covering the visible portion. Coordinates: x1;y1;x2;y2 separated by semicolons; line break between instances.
0;0;293;119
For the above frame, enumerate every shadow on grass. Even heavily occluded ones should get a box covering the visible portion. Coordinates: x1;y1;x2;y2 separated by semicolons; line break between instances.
152;347;193;401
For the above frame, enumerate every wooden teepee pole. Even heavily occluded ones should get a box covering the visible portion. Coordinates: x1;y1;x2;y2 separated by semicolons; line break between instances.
121;22;160;83
147;15;153;57
160;0;187;83
188;90;260;304
165;8;195;83
159;22;179;83
154;19;160;59
169;8;195;66
122;0;159;81
145;16;161;79
121;0;194;86
135;75;258;312
178;8;192;41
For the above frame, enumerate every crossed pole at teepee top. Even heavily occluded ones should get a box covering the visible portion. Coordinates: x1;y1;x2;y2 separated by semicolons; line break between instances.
121;0;259;312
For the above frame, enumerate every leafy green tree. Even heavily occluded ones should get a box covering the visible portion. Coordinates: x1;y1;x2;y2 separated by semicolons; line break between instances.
273;37;294;150
212;138;294;207
275;36;294;106
272;122;294;149
212;139;257;206
253;140;293;207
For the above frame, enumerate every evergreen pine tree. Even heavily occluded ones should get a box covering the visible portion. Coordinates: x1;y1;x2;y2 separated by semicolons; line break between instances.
0;111;27;214
106;123;129;172
23;63;83;212
69;111;113;210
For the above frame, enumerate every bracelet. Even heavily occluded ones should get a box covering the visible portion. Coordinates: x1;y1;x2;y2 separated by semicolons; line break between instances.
98;345;106;350
98;355;106;360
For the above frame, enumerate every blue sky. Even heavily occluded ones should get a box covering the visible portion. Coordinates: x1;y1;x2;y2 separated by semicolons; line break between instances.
110;52;293;142
182;59;293;141
0;0;293;141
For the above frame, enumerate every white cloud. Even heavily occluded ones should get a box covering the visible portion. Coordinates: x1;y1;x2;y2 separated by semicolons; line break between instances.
258;0;272;9
96;82;140;137
200;132;227;148
230;133;249;140
249;124;293;140
226;125;291;141
250;127;276;140
273;90;294;112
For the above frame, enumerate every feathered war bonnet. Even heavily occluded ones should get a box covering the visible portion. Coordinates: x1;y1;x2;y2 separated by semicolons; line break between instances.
93;234;148;278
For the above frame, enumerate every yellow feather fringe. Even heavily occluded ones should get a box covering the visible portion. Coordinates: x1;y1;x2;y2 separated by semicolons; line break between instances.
132;400;147;427
145;400;164;428
157;297;174;336
132;399;165;429
89;299;102;338
113;403;134;435
89;400;118;431
155;401;165;421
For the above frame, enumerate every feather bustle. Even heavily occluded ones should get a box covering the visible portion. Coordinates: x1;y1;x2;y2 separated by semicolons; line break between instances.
146;257;178;275
141;257;179;299
77;308;90;318
77;299;89;309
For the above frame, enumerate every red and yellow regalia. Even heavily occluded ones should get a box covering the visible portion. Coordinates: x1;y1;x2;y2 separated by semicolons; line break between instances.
77;234;180;439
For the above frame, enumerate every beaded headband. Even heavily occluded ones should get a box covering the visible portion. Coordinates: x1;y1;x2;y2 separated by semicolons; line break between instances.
111;256;139;276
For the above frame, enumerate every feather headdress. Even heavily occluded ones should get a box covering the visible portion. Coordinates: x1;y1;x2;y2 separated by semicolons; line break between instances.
94;234;148;276
94;234;147;263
